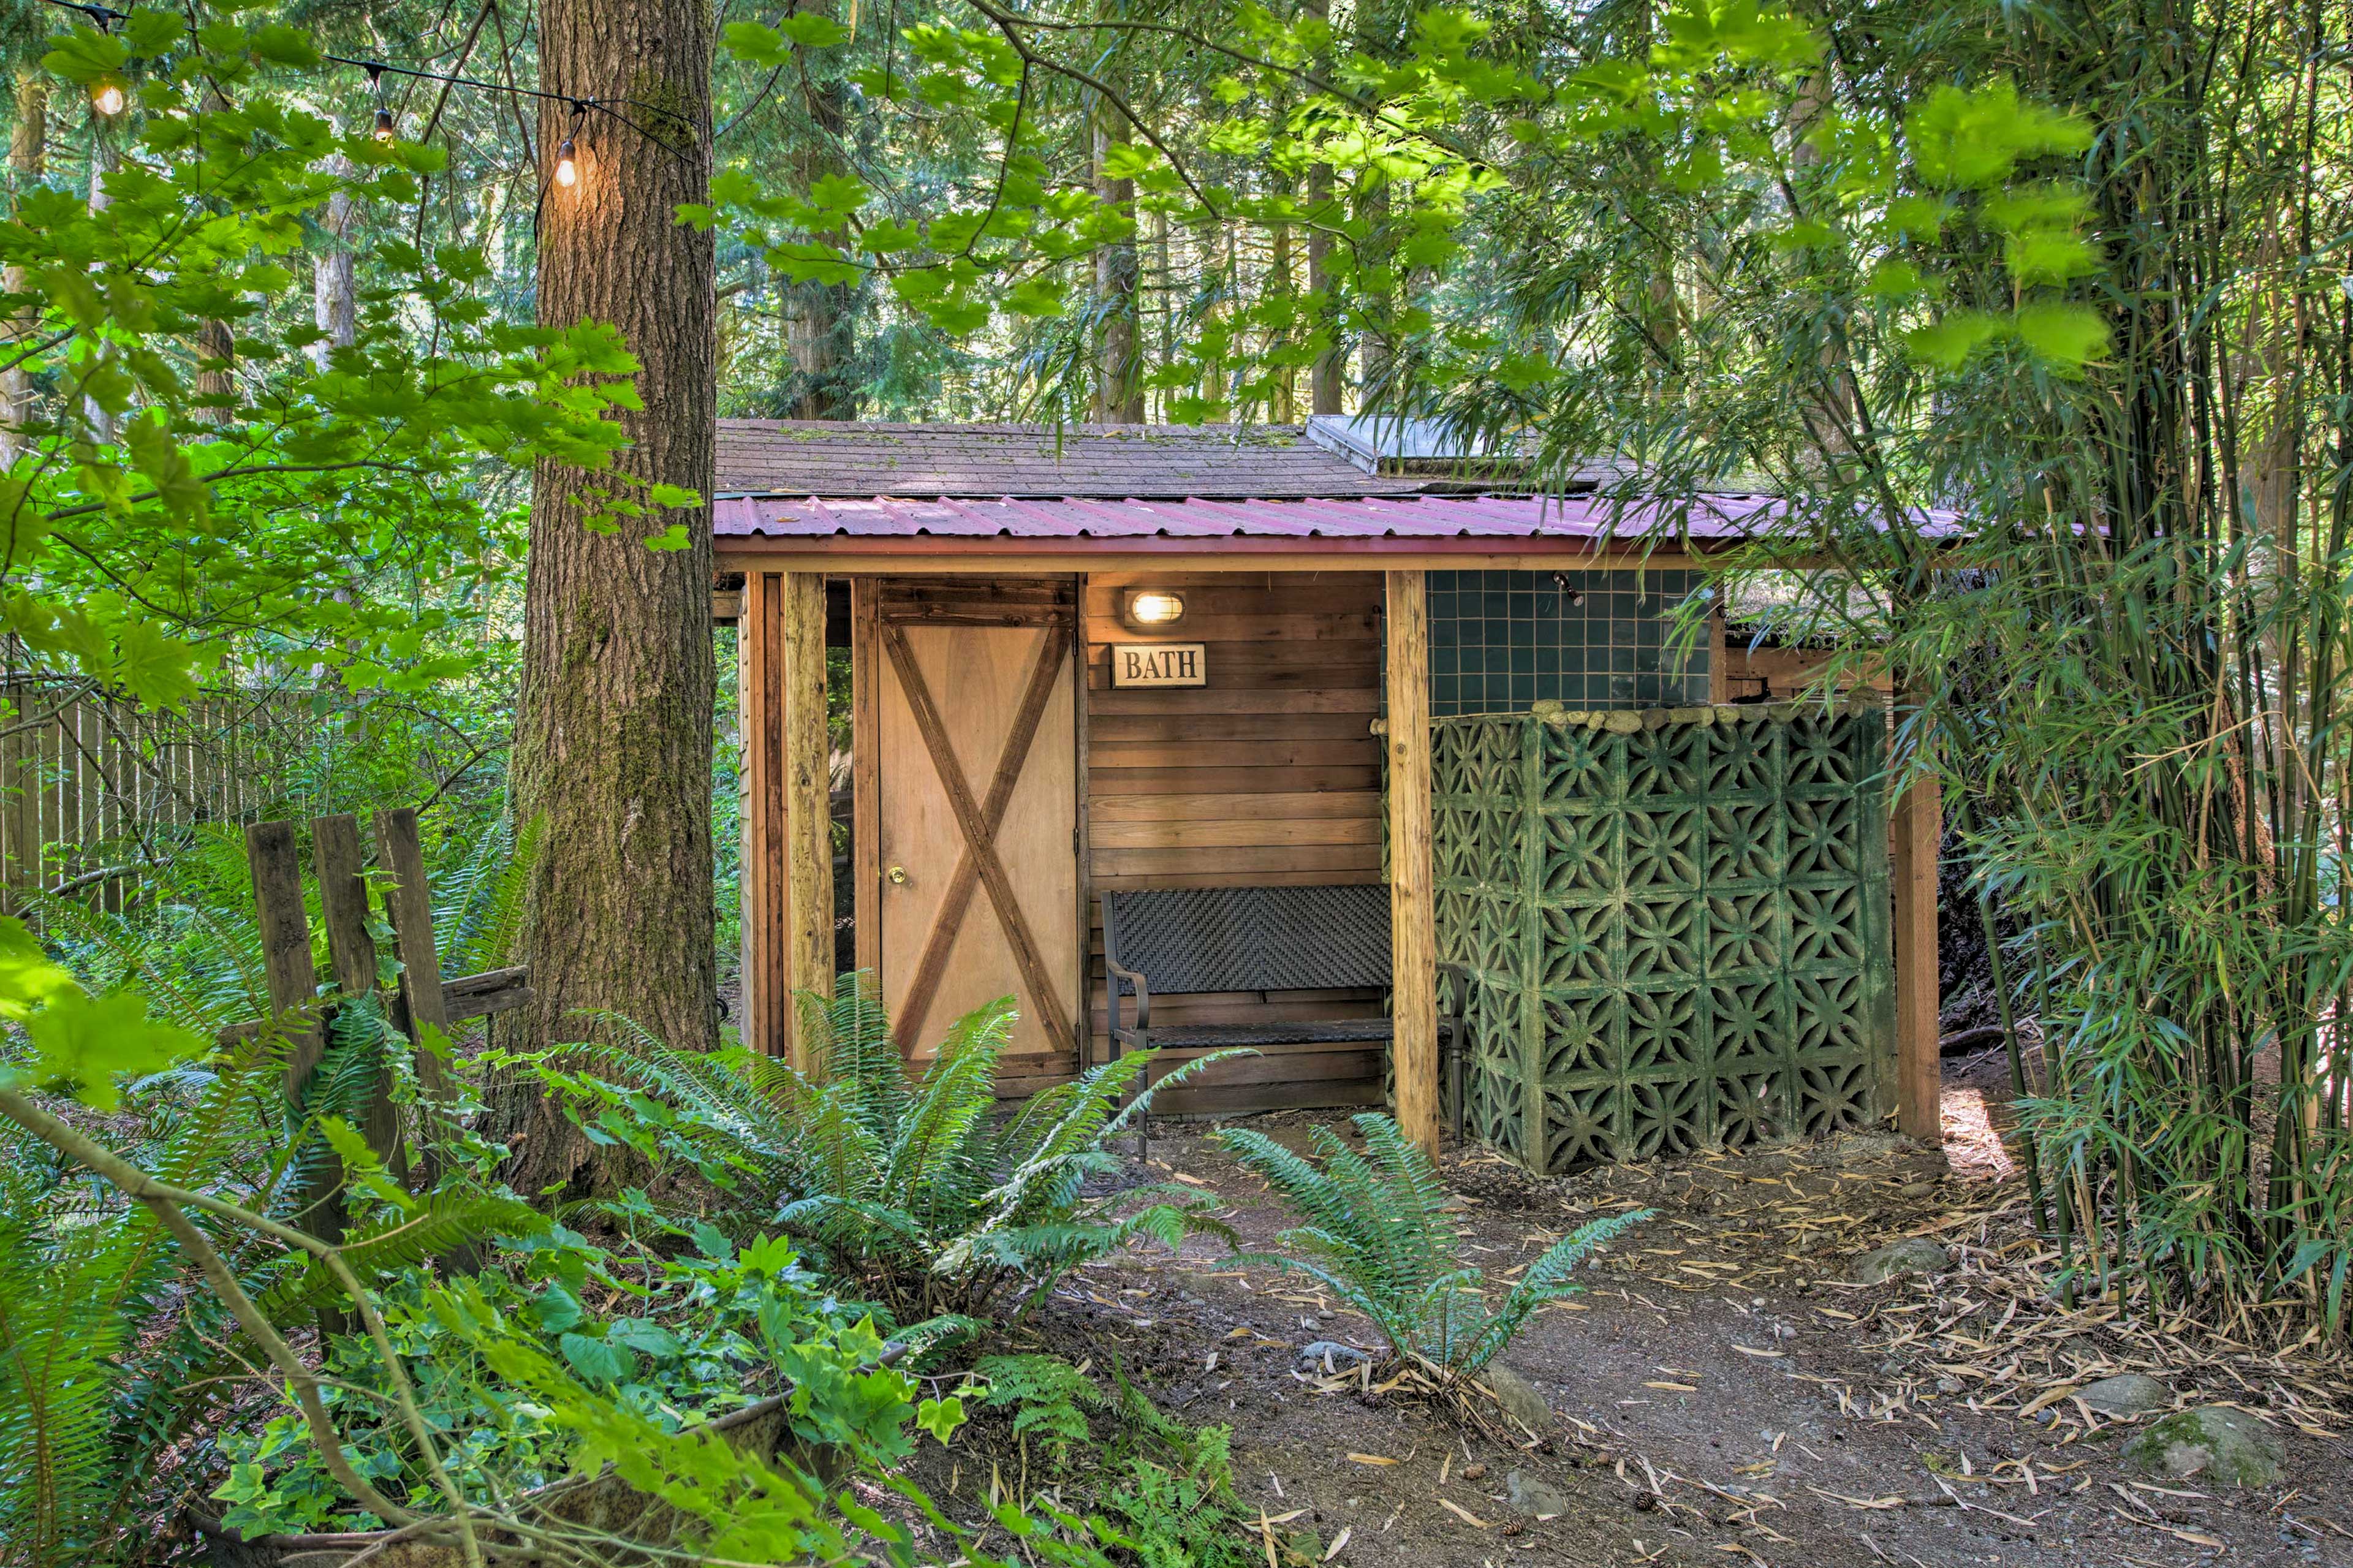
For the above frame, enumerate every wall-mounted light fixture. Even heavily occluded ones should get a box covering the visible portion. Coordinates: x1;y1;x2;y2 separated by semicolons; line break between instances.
1121;588;1186;631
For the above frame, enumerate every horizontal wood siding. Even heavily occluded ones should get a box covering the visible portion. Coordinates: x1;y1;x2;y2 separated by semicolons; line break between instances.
1082;571;1389;1116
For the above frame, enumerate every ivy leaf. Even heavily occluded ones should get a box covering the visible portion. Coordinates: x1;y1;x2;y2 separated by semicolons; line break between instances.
558;1331;634;1386
915;1395;966;1445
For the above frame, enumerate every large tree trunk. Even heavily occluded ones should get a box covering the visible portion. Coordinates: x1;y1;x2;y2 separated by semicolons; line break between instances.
1091;95;1142;423
2;72;47;464
313;156;357;371
490;0;718;1200
784;20;857;421
1303;0;1343;417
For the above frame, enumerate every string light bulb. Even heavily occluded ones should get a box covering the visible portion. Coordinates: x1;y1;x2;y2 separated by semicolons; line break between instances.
554;136;578;187
373;106;396;143
91;79;126;116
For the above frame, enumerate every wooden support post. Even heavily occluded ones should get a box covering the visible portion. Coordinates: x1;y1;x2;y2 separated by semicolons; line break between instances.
740;571;789;1058
374;808;453;1105
851;578;881;985
311;813;376;998
313;812;403;1170
783;572;835;1070
1707;603;1729;703
1893;770;1942;1143
1385;570;1440;1157
246;819;336;1242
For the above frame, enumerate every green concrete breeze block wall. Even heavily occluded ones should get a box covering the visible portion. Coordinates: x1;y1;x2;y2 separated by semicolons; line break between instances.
1431;703;1896;1172
1429;569;1711;716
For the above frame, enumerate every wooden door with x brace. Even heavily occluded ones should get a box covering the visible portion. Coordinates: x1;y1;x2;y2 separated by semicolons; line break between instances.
854;578;1083;1062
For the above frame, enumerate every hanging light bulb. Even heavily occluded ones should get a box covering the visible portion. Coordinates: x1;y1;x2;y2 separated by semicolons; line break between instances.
91;79;126;116
554;136;578;188
373;106;396;143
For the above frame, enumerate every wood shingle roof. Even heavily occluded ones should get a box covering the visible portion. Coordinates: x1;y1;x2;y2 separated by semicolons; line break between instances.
714;420;1422;500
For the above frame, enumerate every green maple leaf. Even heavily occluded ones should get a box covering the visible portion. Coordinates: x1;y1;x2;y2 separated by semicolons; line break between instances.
18;987;208;1110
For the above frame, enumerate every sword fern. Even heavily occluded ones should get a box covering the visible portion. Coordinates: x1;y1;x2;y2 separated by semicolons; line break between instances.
1218;1113;1647;1379
575;972;1242;1327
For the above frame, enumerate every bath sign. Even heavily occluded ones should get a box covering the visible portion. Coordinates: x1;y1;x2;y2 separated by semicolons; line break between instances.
1112;643;1207;687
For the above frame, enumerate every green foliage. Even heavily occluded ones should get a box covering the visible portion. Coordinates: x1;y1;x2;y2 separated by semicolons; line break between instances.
0;915;205;1107
1218;1114;1646;1377
541;973;1241;1324
3;19;644;706
210;1227;884;1537
0;1009;513;1561
1097;1420;1257;1568
972;1353;1102;1460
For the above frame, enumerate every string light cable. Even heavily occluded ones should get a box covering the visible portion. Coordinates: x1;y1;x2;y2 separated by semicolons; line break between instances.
35;0;700;168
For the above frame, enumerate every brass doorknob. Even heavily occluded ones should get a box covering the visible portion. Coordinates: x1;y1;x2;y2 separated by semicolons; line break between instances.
887;865;908;885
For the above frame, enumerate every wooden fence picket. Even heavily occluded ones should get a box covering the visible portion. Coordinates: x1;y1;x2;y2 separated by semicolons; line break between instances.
234;812;536;1241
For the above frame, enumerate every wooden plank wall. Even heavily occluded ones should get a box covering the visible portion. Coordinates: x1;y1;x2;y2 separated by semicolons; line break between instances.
1082;570;1390;1118
0;684;314;915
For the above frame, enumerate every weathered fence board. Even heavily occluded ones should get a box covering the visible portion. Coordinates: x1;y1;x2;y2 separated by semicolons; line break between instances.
0;682;321;914
1433;704;1895;1173
230;814;536;1246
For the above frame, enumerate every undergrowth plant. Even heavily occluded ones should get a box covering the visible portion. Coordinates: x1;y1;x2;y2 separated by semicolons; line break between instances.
208;1227;897;1537
0;926;1134;1568
953;1354;1257;1568
1219;1114;1647;1381
971;1354;1102;1462
544;973;1242;1330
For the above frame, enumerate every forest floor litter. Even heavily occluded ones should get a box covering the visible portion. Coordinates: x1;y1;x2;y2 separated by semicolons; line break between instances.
909;1063;2353;1568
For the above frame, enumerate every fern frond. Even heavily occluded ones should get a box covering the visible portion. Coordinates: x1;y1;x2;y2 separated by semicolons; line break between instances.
1463;1208;1653;1371
256;1192;549;1324
1217;1114;1648;1379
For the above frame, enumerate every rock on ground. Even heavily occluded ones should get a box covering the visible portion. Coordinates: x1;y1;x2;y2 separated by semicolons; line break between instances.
1295;1341;1370;1373
1480;1362;1553;1433
1848;1237;1952;1283
2077;1373;2172;1417
1505;1469;1570;1518
2125;1405;2285;1488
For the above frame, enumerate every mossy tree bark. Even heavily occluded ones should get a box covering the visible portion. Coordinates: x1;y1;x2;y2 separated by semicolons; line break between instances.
488;0;718;1199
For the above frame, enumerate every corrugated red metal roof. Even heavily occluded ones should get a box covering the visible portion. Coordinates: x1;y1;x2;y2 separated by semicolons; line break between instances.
712;491;1816;543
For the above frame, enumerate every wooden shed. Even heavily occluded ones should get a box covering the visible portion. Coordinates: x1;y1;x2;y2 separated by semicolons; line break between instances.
713;419;1942;1155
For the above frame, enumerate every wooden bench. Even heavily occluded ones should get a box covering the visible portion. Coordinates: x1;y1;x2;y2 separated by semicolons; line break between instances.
1101;883;1465;1137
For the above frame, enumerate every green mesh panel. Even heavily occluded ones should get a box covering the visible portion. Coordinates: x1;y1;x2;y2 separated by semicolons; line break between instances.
1432;708;1896;1173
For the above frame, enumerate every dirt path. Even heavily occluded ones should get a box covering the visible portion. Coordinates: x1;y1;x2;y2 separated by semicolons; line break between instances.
991;1083;2353;1568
